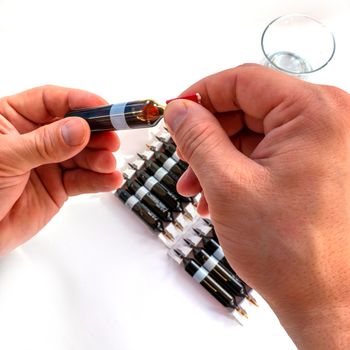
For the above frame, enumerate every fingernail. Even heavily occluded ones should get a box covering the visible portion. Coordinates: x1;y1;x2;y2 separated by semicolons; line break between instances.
61;119;87;146
164;101;188;133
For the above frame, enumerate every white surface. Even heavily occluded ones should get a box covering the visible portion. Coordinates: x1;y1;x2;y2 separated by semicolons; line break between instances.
0;1;350;349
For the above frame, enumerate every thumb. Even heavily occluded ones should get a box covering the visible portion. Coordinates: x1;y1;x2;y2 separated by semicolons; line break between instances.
5;117;90;173
164;100;256;193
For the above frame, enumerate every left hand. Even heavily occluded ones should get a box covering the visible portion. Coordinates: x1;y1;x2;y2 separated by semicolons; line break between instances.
0;85;122;256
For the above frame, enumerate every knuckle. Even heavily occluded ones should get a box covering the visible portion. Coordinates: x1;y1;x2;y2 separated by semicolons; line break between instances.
321;85;350;109
41;85;57;117
40;84;55;92
307;85;350;132
309;84;348;109
33;126;55;161
236;62;261;71
84;150;95;170
177;122;216;164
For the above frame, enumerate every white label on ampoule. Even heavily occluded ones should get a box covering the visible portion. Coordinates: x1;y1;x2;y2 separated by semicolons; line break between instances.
193;267;209;283
110;103;129;130
154;167;167;181
125;195;139;209
135;186;149;200
172;152;180;162
202;256;219;272
144;176;158;190
162;158;176;172
213;247;225;261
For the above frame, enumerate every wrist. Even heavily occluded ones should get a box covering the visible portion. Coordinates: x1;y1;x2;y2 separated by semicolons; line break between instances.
276;301;350;349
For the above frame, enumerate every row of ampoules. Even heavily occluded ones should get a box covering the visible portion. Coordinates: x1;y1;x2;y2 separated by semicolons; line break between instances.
116;131;256;318
169;225;258;319
117;133;197;239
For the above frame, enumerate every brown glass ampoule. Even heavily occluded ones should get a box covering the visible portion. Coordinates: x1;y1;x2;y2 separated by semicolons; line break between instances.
174;250;247;317
135;170;183;212
116;188;164;232
126;179;173;222
65;100;164;132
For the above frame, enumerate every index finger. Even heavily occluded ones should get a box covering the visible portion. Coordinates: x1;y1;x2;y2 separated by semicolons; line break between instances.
179;64;313;131
5;85;107;125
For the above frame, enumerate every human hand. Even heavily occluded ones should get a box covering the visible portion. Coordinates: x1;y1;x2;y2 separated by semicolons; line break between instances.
164;64;350;349
0;86;122;256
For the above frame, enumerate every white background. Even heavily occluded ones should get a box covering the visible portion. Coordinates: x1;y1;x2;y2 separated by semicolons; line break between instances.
0;1;349;349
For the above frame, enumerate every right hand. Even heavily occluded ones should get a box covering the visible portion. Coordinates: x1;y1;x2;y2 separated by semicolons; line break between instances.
164;64;350;349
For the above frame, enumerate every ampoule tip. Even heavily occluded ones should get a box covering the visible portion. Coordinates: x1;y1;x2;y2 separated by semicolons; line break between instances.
163;230;175;241
203;218;213;227
247;295;259;307
184;212;194;221
237;306;249;319
128;163;137;170
183;238;195;247
193;228;204;237
166;93;202;105
174;248;185;259
137;153;146;160
174;221;184;231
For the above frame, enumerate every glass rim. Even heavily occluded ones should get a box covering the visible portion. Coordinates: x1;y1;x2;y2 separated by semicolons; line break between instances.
261;13;336;75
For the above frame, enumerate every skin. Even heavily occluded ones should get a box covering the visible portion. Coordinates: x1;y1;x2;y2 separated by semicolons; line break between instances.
2;67;350;349
0;85;122;255
164;64;350;349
